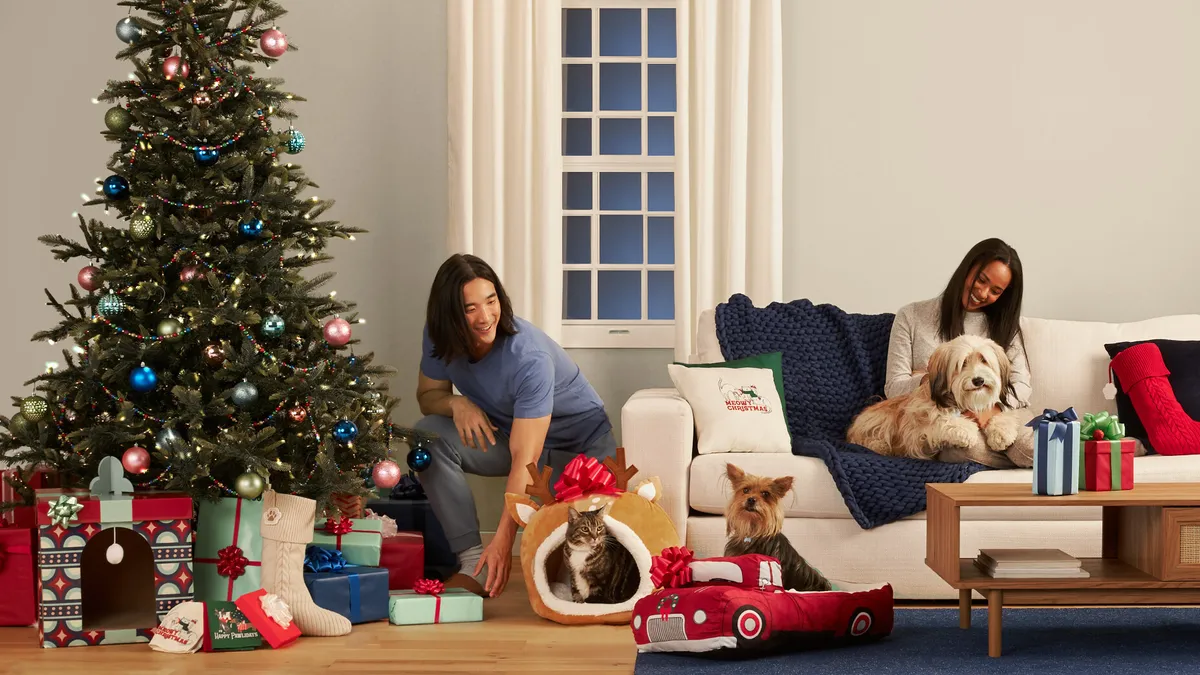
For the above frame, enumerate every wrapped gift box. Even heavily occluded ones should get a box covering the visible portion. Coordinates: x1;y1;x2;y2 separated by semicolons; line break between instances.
379;532;424;590
202;600;262;652
1083;440;1136;491
303;564;390;624
389;585;482;625
2;469;58;527
0;527;36;626
1029;408;1081;496
311;516;383;567
234;589;300;649
194;497;263;603
365;499;456;573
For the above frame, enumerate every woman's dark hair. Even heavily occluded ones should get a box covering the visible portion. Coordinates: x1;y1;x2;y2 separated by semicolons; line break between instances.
938;238;1025;353
425;253;517;363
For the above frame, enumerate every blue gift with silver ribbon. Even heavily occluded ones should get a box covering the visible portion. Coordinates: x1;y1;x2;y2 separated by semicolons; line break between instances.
302;545;390;624
1027;407;1081;496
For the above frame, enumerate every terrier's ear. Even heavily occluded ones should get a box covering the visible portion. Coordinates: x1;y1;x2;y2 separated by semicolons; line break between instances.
927;345;956;409
725;462;745;484
771;476;794;498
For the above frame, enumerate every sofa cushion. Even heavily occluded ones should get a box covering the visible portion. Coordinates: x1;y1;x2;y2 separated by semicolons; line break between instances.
689;453;1200;521
667;363;792;454
1103;339;1200;453
674;351;789;420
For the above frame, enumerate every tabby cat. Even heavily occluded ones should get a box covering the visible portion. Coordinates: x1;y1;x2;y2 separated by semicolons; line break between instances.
563;503;640;604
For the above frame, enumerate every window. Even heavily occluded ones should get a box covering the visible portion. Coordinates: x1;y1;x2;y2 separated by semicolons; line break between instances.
561;1;678;349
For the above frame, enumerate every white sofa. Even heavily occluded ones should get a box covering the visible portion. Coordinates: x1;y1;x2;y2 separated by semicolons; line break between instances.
621;306;1200;599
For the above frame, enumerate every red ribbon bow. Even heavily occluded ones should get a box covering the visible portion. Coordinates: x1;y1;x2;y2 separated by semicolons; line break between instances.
324;517;354;535
650;547;695;589
217;545;249;580
552;455;621;503
413;578;444;595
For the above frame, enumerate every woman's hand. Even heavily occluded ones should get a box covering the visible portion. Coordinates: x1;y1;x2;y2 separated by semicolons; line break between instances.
449;396;498;450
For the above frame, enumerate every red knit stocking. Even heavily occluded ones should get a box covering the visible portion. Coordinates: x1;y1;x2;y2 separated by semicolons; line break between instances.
1110;342;1200;456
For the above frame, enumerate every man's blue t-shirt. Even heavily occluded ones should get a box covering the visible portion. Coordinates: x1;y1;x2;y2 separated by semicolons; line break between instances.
420;317;612;451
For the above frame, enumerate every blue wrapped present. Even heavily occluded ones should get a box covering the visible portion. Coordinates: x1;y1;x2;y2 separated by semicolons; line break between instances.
1028;407;1081;496
302;546;390;624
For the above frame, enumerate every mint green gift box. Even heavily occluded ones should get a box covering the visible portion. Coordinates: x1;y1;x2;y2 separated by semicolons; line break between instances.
388;588;482;625
194;497;264;603
311;517;384;567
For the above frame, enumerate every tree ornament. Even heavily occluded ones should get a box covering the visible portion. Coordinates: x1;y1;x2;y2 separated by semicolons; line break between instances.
260;28;289;57
163;55;189;81
122;445;151;474
285;129;305;154
77;265;102;291
115;17;141;43
130;213;155;240
103;175;130;199
235;472;266;499
194;148;220;166
372;460;402;489
104;106;133;132
97;293;125;317
156;426;185;453
156;317;182;340
63;408;78;424
180;265;203;283
366;403;386;418
202;343;226;367
323;317;352;347
179;371;201;387
19;396;47;422
7;412;31;437
239;218;264;237
231;381;258;408
407;446;432;472
261;313;285;338
332;419;358;443
130;364;158;392
287;405;307;424
192;91;212;107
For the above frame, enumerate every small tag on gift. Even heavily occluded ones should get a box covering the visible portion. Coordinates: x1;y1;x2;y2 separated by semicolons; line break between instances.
1102;383;1116;400
264;507;282;527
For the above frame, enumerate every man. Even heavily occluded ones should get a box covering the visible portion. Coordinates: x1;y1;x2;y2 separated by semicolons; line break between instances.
414;253;615;598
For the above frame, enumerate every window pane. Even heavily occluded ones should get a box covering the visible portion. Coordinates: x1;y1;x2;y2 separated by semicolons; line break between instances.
599;8;640;57
648;9;676;58
648;172;674;211
647;116;673;156
564;271;592;320
564;216;591;264
564;172;592;210
599;118;640;155
599;215;642;264
647;64;676;112
599;63;640;111
599;172;641;211
648;271;674;320
562;8;591;57
598;270;641;320
563;64;592;112
648;217;674;264
562;118;591;156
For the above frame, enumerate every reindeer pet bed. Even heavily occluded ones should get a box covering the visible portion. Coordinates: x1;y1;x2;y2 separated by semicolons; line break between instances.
504;449;680;625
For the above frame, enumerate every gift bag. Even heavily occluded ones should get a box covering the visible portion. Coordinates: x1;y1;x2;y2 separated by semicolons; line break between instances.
195;497;263;603
1028;407;1081;496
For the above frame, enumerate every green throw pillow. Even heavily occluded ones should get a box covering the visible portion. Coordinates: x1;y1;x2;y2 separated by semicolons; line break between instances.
674;352;788;421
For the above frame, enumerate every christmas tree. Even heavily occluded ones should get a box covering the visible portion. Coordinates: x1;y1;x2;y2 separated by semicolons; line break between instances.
0;0;429;514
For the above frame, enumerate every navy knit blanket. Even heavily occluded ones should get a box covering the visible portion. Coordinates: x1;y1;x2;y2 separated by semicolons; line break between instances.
714;294;991;529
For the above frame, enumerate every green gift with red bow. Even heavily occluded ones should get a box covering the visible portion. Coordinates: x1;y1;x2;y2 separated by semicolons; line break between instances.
195;497;264;603
311;516;383;567
1078;411;1135;491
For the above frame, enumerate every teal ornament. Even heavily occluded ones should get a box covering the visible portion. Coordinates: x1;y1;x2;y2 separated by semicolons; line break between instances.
97;293;125;317
47;495;84;527
130;364;158;392
261;313;285;338
239;218;264;237
407;446;432;472
103;175;130;199
285;130;305;154
332;419;358;442
231;381;258;407
194;148;220;166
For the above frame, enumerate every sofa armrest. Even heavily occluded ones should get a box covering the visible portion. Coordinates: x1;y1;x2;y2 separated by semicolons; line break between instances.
620;388;695;544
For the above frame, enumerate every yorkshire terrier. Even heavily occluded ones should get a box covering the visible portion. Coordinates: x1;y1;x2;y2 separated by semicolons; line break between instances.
723;463;833;592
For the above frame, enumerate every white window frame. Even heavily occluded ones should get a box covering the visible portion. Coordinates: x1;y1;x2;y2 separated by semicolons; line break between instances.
560;0;680;350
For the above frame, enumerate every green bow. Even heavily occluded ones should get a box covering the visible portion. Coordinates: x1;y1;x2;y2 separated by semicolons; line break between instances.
47;495;84;527
1080;411;1125;441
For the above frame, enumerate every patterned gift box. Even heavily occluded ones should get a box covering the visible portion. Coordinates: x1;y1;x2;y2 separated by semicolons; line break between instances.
303;564;390;625
36;491;194;648
379;532;424;590
194;497;263;603
1028;407;1081;496
388;581;482;625
311;516;383;567
0;527;36;626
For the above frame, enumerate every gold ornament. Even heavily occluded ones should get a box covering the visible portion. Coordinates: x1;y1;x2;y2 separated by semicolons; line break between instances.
19;396;48;422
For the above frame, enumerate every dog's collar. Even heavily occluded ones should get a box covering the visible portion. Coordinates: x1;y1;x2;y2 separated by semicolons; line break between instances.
743;537;752;543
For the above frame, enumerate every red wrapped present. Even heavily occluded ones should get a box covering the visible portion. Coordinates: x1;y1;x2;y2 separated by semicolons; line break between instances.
235;589;300;649
1083;439;1136;491
2;469;58;526
380;532;424;590
0;527;36;626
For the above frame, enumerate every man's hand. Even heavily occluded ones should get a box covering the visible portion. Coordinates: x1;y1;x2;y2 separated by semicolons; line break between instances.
450;396;498;450
474;530;514;598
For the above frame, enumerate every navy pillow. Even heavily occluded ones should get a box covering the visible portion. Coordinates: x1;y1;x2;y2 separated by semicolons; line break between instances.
1103;339;1200;453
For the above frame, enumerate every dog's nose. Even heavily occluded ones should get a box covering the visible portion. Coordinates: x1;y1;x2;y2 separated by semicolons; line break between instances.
972;377;985;387
745;497;756;507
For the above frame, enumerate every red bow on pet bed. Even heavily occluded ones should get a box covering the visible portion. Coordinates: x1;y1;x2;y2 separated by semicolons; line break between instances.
552;456;622;503
651;546;694;589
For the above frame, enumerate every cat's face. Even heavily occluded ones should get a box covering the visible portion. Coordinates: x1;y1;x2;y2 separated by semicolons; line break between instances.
566;504;610;549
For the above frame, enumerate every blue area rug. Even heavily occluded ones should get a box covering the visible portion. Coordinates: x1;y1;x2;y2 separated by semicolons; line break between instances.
634;607;1200;674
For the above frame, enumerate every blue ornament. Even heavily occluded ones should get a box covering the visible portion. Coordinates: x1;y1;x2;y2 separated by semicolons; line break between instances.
407;446;432;472
194;148;220;166
261;313;285;338
285;130;305;154
239;218;264;237
103;175;130;200
97;293;125;317
129;365;158;392
332;419;358;443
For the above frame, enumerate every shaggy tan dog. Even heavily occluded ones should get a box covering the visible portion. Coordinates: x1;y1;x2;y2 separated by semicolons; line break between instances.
846;335;1025;461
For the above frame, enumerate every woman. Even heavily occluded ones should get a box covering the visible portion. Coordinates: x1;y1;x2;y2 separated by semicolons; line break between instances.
885;238;1034;465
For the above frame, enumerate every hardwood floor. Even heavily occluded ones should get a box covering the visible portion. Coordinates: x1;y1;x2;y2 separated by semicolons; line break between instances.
0;557;639;674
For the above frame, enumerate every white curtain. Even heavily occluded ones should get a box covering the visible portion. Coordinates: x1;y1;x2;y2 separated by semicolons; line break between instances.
446;0;564;341
675;0;784;361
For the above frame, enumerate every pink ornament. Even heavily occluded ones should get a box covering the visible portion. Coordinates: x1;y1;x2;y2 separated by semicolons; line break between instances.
372;460;402;489
163;55;189;81
323;317;352;347
179;265;203;283
77;265;102;291
122;446;151;474
260;29;289;57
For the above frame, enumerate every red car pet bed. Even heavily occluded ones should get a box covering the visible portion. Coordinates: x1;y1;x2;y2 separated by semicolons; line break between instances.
631;548;894;656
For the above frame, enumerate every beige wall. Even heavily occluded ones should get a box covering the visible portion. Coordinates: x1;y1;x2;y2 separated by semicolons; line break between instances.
782;0;1200;320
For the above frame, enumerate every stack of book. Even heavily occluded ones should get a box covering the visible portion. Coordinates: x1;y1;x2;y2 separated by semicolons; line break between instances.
974;549;1090;578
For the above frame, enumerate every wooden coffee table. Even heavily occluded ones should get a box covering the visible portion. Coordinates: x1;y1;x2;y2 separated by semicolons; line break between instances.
925;482;1200;657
